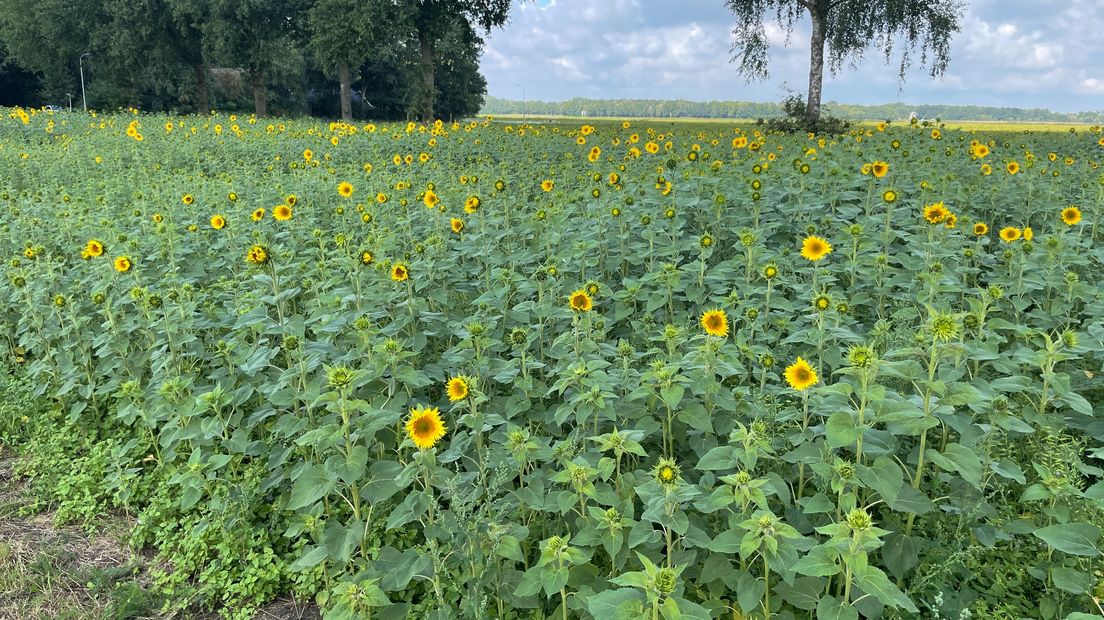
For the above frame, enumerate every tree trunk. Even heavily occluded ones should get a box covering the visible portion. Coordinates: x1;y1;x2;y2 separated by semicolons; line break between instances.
251;69;267;117
193;61;210;116
417;28;435;121
337;60;352;122
805;8;826;123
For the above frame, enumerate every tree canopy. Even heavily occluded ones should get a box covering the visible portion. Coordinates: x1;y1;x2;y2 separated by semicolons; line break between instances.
725;0;965;124
0;0;507;120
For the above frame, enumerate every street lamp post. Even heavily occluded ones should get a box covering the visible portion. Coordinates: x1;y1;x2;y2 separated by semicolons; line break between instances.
79;53;90;113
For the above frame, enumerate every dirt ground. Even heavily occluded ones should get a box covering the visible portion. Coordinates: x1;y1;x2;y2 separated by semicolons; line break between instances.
0;455;320;620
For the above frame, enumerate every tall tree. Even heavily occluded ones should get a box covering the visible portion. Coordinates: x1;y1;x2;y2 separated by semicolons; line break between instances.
307;0;398;122
404;0;511;121
205;0;307;116
725;0;963;122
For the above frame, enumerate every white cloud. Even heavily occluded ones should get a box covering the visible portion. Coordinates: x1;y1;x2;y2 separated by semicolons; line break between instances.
1078;78;1104;95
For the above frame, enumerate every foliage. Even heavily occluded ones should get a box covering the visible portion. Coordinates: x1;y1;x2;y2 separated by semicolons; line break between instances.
763;93;854;134
1;108;1104;619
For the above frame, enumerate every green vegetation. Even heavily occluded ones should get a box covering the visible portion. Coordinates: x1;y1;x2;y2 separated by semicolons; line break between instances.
2;107;1104;619
482;96;1104;124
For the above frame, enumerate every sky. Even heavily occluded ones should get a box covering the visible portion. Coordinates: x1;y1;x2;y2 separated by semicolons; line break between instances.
480;0;1104;113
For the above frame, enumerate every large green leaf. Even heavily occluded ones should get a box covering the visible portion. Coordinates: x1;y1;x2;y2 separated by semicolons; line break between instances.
286;464;334;511
1033;523;1101;557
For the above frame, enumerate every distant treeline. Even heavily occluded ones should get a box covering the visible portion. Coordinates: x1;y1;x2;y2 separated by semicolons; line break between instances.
481;96;1104;123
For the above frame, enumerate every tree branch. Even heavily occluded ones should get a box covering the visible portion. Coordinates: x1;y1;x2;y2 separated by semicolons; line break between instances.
794;0;813;9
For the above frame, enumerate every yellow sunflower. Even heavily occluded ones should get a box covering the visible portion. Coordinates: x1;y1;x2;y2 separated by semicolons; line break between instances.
423;190;439;209
1006;161;1020;175
871;161;889;178
391;263;409;282
210;214;226;230
85;239;105;258
251;207;265;222
800;235;832;262
337;182;354;198
569;290;593;312
464;196;480;213
450;218;464;234
246;245;269;265
784;357;818;391
973;222;988;236
1022;226;1033;241
541;179;554;192
701;309;728;337
446;376;469;402
922;202;949;224
405;406;446;450
273;204;292;221
360;250;373;265
1061;206;1082;226
999;226;1021;242
182;194;194;205
113;256;132;272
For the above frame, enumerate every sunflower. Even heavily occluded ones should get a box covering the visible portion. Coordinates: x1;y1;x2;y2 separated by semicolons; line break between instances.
1061;206;1082;226
882;190;897;203
973;144;990;158
569;290;593;312
286;195;298;207
814;295;830;311
944;213;958;229
980;164;992;175
654;458;681;486
228;192;238;202
541;179;554;192
273;204;292;221
152;213;163;223
784;357;818;391
337;182;354;198
85;239;105;258
405;406;447;451
464;196;480;213
972;222;988;236
1006;161;1020;175
182;194;194;205
763;264;778;279
871;161;889;178
113;256;132;273
800;235;832;262
446;376;470;402
450;218;464;234
999;226;1022;242
391;263;409;282
701;309;728;337
210;214;226;230
246;245;269;265
1022;226;1033;241
251;207;265;222
922;202;949;224
423;190;439;209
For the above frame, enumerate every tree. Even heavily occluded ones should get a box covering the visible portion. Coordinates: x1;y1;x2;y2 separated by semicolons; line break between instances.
307;0;398;122
403;0;511;121
725;0;964;123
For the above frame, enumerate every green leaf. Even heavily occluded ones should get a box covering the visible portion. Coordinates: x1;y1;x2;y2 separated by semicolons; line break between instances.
289;545;329;571
385;491;429;530
542;565;569;596
1050;567;1091;594
854;565;918;612
697;445;737;471
792;545;841;577
926;443;983;489
586;589;645;618
825;411;863;449
816;595;858;620
736;570;764;613
287;464;335;511
710;528;743;553
855;457;902;502
1033;523;1101;557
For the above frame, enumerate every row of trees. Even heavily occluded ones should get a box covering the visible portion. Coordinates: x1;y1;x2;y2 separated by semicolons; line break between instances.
0;0;512;120
481;96;1104;123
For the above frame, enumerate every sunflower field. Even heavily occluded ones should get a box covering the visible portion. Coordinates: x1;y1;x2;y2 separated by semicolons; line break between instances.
2;107;1104;620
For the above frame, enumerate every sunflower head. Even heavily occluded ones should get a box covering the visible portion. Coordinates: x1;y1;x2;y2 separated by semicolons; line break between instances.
922;202;949;225
113;256;132;273
541;179;554;192
246;245;269;265
882;190;897;203
784;357;818;391
251;207;265;222
274;204;292;221
391;263;409;282
999;226;1022;243
701;309;728;337
85;239;105;257
871;161;889;178
360;250;373;265
337;182;354;198
210;214;226;230
450;218;464;234
569;290;593;312
654;458;681;486
1061;206;1082;226
405;406;446;451
446;376;470;402
800;235;832;262
972;222;988;236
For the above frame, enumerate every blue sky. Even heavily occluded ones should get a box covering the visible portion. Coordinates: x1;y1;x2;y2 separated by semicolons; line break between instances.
480;0;1104;113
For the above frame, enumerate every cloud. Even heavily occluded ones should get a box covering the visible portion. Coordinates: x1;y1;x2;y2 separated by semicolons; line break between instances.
480;0;1104;112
